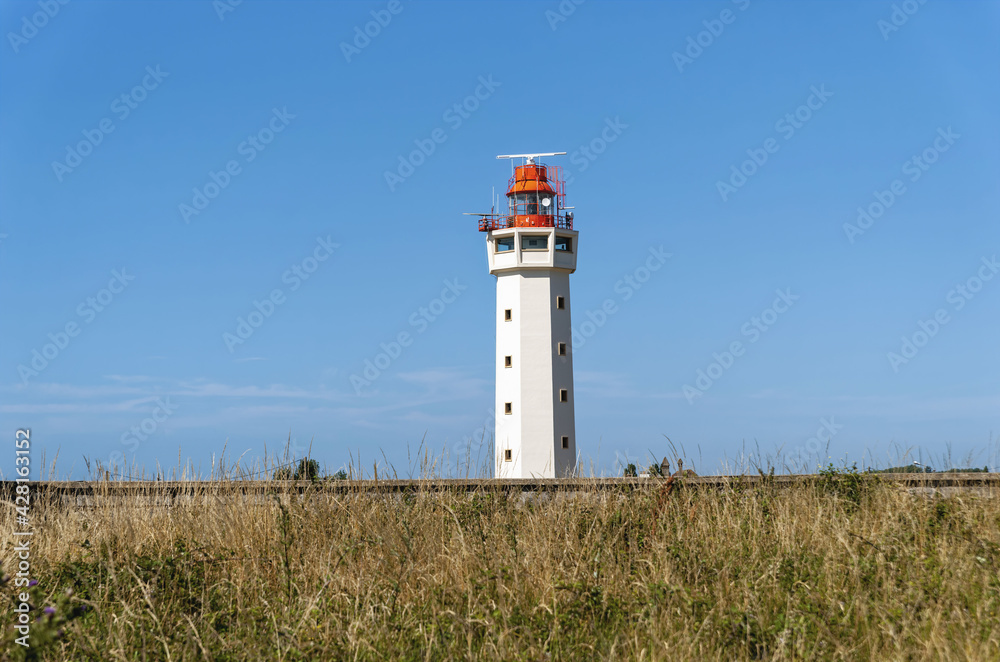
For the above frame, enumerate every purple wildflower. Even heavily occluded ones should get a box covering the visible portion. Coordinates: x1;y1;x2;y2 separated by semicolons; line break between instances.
28;579;39;587
44;607;56;615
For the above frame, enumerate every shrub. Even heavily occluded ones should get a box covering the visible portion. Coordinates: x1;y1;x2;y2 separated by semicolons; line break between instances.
273;458;320;481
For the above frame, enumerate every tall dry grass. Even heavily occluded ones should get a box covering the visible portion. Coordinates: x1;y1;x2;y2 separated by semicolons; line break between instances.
2;467;999;660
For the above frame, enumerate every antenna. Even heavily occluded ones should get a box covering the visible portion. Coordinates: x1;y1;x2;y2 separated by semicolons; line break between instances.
496;151;567;165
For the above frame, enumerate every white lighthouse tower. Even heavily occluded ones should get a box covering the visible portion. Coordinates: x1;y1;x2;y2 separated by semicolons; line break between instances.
473;153;578;478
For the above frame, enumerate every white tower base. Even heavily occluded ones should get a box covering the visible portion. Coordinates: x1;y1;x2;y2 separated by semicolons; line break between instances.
488;227;578;479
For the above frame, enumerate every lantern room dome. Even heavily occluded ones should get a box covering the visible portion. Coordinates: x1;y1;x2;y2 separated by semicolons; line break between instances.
507;165;557;195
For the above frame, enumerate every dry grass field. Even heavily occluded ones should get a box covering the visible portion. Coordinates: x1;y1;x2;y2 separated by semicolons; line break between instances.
3;467;1000;661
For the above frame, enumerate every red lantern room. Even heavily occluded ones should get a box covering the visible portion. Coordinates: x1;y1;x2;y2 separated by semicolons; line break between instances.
474;152;573;232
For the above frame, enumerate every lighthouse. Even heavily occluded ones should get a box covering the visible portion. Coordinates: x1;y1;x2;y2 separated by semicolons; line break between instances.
472;152;578;479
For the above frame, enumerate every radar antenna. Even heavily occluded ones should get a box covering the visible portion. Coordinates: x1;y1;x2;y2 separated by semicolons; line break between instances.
496;151;566;165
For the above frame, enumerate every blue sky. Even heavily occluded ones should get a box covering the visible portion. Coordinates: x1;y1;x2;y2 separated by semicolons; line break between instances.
2;0;998;479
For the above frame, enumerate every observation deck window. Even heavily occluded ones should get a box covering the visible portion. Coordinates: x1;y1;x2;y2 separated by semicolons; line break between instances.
521;235;548;251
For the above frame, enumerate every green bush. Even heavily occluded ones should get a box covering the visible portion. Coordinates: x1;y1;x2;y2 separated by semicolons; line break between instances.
273;458;320;481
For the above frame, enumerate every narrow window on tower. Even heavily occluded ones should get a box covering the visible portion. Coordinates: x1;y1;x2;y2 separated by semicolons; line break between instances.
504;309;512;322
504;449;512;461
559;389;568;403
504;355;512;368
556;296;565;310
504;402;512;415
557;342;567;356
561;436;569;449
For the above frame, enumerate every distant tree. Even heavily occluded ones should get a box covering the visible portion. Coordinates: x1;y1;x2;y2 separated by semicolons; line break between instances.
273;458;321;481
294;458;320;481
623;463;637;477
332;469;348;480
